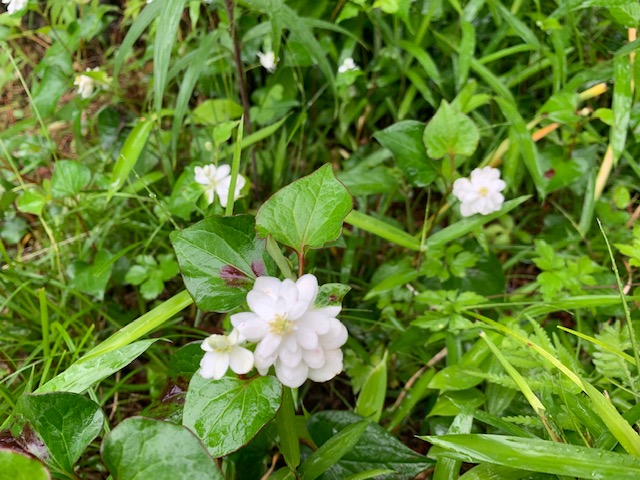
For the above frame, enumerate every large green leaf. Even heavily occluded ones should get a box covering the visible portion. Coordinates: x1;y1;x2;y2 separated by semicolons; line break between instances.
423;101;480;159
102;417;222;480
374;121;439;187
12;393;104;475
0;449;50;480
183;375;282;458
37;339;157;393
51;160;91;198
424;434;640;479
255;164;353;254
307;411;432;479
171;215;277;312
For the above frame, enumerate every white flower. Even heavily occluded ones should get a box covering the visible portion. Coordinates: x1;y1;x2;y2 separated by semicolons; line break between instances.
231;275;348;388
2;0;27;14
257;51;278;73
74;68;99;99
194;163;246;208
200;329;254;380
338;57;358;74
452;166;506;217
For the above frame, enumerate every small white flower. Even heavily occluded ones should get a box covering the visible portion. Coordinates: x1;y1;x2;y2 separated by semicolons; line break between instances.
194;163;246;208
2;0;27;14
338;57;358;74
452;166;506;217
231;274;348;388
257;51;278;73
200;329;254;380
74;68;99;99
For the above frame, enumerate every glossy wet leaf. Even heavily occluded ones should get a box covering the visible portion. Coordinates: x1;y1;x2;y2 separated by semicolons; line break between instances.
12;392;104;475
51;160;91;198
255;164;353;254
0;449;50;480
102;417;222;480
37;339;157;393
424;434;640;479
354;351;387;423
183;374;282;458
171;214;277;312
374;120;438;187
423;101;479;159
307;411;432;479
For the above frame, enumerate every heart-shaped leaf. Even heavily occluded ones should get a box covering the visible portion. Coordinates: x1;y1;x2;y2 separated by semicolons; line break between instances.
183;374;282;458
423;101;480;159
171;214;277;312
102;417;222;480
12;392;104;475
0;449;50;480
51;160;91;198
374;120;439;187
255;164;353;254
307;411;432;479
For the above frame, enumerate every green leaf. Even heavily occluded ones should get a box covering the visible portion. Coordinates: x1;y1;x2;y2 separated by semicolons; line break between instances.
300;418;369;480
102;417;222;480
16;188;46;216
192;99;244;125
13;393;104;475
183;375;282;458
140;270;165;300
345;210;422;251
374;121;439;187
423;101;480;159
255;164;353;254
611;53;633;164
37;339;157;393
67;250;114;300
306;411;432;479
171;215;277;312
50;160;91;198
0;449;50;480
125;265;148;286
354;351;388;423
424;434;640;479
107;119;154;202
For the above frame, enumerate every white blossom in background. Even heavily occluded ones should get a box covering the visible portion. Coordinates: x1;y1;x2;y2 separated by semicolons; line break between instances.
200;329;254;380
230;275;348;388
452;166;506;217
338;57;358;73
74;68;99;99
2;0;27;15
194;163;246;208
257;51;278;73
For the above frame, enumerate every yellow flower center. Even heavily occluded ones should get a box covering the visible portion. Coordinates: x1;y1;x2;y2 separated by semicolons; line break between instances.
478;186;489;197
207;336;232;353
269;314;294;335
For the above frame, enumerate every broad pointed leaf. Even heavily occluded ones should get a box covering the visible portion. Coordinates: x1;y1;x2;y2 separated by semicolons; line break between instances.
102;417;222;480
183;375;282;458
0;449;50;480
171;215;277;312
255;164;353;254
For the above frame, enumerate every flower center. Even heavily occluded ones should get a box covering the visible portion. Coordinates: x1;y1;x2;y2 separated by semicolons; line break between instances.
269;314;294;336
478;186;489;197
207;335;232;353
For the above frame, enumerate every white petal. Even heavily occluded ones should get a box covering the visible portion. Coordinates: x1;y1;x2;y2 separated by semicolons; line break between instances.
314;305;341;317
302;346;325;369
253;276;282;298
318;319;348;350
279;346;303;367
194;166;209;185
296;274;318;305
217;190;229;208
230;312;268;342
204;187;215;205
275;360;308;388
229;346;254;374
215;164;231;181
459;202;476;217
298;312;332;335
246;291;276;320
255;333;282;359
200;351;229;380
308;349;343;382
295;327;318;350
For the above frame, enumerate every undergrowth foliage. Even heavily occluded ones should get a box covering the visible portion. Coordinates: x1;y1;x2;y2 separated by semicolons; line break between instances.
2;0;640;479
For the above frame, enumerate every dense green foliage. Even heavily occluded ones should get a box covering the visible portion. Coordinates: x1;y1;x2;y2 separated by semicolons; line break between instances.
3;0;640;478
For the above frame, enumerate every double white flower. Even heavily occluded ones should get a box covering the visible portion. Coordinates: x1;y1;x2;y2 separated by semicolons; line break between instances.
198;275;348;389
74;68;100;99
452;166;506;217
194;163;246;208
